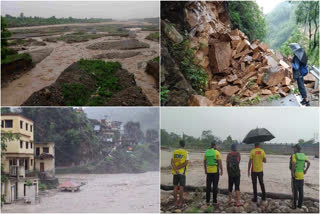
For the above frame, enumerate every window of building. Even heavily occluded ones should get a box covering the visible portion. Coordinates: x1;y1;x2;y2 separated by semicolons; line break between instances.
9;160;13;165
31;159;33;166
43;147;49;153
26;123;28;131
20;141;23;148
20;121;23;129
36;148;40;156
30;142;33;149
30;125;33;132
1;120;4;128
5;120;13;128
26;142;29;149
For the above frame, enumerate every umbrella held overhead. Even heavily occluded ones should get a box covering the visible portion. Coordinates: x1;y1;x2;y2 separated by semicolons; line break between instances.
243;128;275;144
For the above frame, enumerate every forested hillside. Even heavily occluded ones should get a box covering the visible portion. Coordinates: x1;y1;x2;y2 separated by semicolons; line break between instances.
265;1;319;66
265;2;296;50
21;108;99;166
3;14;112;28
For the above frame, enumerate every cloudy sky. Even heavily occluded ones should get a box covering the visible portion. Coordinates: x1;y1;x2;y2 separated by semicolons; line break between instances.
1;1;159;19
161;108;319;144
84;107;159;132
256;0;285;14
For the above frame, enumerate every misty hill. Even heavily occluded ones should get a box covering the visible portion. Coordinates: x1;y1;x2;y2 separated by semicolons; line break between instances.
264;2;297;50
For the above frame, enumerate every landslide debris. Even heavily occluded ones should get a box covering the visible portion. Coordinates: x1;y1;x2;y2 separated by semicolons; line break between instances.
161;1;298;106
22;59;152;106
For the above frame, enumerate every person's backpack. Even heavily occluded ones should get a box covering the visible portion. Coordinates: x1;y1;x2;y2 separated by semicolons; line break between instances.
205;149;217;166
300;64;308;76
228;152;240;177
295;153;306;172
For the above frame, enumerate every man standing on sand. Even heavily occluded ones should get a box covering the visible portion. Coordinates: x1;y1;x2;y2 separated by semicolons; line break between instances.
204;142;223;205
227;143;242;206
291;144;311;209
171;140;189;208
248;142;266;203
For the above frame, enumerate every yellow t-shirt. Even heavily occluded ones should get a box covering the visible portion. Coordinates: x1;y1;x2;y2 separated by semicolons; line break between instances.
250;147;266;172
172;148;189;175
292;154;309;180
204;149;221;173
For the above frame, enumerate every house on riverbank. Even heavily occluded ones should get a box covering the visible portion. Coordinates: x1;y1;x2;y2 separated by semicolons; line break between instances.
34;142;55;177
1;114;39;204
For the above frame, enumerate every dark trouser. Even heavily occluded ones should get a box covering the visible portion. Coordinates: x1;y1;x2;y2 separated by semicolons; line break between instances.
293;179;304;208
297;76;307;99
206;173;219;203
251;172;266;201
228;175;240;192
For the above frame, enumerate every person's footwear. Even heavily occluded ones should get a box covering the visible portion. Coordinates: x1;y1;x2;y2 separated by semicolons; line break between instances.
251;198;257;203
300;99;307;105
228;192;233;205
236;191;243;207
305;101;311;106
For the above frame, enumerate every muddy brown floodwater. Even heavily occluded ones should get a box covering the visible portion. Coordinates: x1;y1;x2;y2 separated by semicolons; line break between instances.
2;172;159;213
161;150;319;199
2;25;159;106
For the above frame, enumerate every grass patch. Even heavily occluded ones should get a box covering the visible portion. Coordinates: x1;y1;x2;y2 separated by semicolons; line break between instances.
149;56;160;63
45;32;104;43
186;207;201;213
61;59;122;106
145;32;160;42
161;86;170;105
267;94;281;102
1;52;32;65
172;39;208;93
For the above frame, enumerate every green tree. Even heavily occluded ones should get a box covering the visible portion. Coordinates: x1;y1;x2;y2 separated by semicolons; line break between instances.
228;1;267;41
295;1;319;49
1;17;12;59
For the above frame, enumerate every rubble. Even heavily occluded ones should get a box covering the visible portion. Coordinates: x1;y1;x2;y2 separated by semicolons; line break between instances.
204;26;295;105
161;1;298;106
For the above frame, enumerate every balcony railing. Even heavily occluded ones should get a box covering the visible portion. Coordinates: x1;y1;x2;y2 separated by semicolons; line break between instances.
9;166;18;177
9;165;26;178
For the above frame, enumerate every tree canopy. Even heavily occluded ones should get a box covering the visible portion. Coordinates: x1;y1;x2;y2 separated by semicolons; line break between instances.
228;1;267;41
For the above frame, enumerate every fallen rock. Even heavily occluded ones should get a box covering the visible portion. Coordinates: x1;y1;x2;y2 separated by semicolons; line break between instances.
221;85;240;96
262;67;286;87
261;89;272;95
188;95;213;106
205;89;220;102
227;74;238;82
209;39;232;73
218;78;228;87
282;76;291;86
162;20;183;44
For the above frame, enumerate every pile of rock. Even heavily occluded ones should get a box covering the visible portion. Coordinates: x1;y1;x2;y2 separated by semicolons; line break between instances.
161;190;320;213
190;28;295;106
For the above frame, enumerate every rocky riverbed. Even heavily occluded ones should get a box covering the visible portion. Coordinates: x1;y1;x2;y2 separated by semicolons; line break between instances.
161;190;319;213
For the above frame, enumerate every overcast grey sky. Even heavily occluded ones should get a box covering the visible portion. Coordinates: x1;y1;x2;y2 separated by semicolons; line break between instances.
1;1;159;19
84;107;159;132
161;108;319;144
256;0;285;14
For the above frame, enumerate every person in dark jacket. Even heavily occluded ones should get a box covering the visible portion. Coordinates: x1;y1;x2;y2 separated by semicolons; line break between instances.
289;56;310;106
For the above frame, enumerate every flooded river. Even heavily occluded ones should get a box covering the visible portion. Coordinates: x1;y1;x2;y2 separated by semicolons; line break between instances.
161;150;319;199
2;172;160;213
2;26;159;106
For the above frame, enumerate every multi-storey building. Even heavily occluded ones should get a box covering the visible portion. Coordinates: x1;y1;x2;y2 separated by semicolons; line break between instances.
1;114;38;203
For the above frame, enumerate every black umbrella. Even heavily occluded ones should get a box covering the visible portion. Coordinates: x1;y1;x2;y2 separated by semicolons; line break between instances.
289;43;308;65
243;128;275;144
